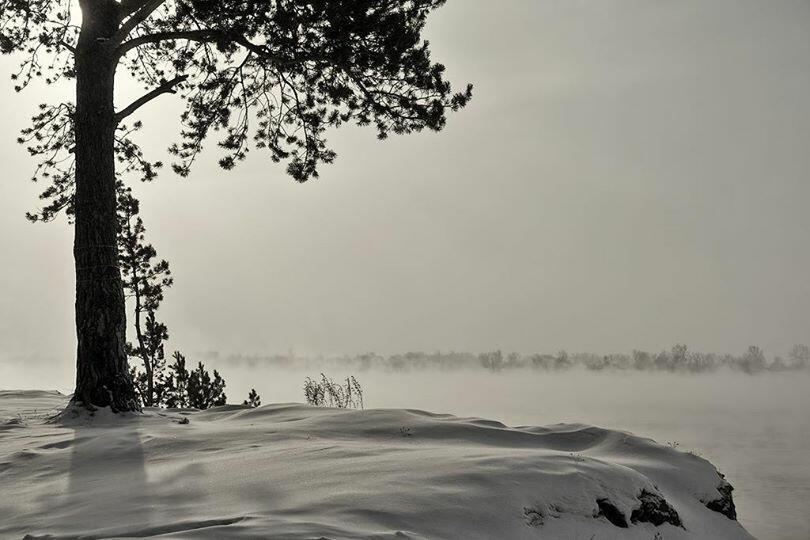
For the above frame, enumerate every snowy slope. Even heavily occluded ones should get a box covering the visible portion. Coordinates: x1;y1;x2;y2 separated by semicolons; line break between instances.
0;391;752;539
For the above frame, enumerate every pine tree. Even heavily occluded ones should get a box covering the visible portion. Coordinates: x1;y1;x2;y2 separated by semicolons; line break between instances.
243;388;261;408
118;184;173;406
164;351;190;408
162;352;228;409
2;0;471;411
187;361;227;409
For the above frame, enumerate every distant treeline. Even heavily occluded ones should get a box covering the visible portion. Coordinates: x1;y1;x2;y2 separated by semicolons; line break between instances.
221;344;810;374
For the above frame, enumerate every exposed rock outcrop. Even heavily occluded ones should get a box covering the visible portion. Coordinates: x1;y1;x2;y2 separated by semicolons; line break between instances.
705;475;738;520
631;489;683;527
596;498;629;528
596;489;682;529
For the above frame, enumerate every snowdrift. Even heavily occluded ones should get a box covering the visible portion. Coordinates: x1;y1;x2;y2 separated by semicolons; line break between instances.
0;390;752;539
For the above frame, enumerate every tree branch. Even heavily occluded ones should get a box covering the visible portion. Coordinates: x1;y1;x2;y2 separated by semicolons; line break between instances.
115;75;188;124
59;40;76;54
112;0;167;45
116;28;223;58
119;0;153;16
117;28;292;66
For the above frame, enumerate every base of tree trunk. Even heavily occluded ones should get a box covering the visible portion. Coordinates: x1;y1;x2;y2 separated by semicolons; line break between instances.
72;372;141;413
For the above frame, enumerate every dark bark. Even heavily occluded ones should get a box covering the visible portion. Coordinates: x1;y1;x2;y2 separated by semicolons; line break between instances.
71;0;138;412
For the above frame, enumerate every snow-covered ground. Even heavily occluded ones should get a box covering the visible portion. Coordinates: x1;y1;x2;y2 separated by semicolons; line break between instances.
0;391;752;539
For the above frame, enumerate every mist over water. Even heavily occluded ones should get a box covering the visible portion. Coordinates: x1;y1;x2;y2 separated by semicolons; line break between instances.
4;353;808;539
219;364;808;540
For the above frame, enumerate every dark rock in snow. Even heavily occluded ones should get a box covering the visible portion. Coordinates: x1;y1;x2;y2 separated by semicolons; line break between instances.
631;489;683;528
705;477;738;520
596;498;628;528
523;507;544;527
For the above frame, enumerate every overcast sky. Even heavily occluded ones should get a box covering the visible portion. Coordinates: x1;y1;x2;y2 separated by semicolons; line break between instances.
1;0;809;386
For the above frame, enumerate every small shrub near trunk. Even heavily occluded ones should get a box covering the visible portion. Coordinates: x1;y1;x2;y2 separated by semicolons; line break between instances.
243;389;261;408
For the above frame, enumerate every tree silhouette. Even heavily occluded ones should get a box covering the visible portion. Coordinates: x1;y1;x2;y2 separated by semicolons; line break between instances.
118;183;172;406
1;0;471;411
243;388;261;408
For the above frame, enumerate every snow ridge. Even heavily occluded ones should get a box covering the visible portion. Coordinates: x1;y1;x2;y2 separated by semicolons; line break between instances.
0;391;753;539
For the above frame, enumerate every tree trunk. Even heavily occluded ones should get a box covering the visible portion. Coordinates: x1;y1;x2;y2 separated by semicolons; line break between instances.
71;1;138;412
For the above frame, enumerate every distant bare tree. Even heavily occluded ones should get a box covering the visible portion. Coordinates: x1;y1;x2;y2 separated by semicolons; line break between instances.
789;345;810;370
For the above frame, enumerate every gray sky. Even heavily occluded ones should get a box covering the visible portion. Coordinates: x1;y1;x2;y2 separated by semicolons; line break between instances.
1;0;809;384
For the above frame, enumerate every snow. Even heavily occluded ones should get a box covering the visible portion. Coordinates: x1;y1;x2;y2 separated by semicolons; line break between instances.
1;390;753;539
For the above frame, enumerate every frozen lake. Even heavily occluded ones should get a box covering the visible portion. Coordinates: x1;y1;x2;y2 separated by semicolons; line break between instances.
220;365;810;540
